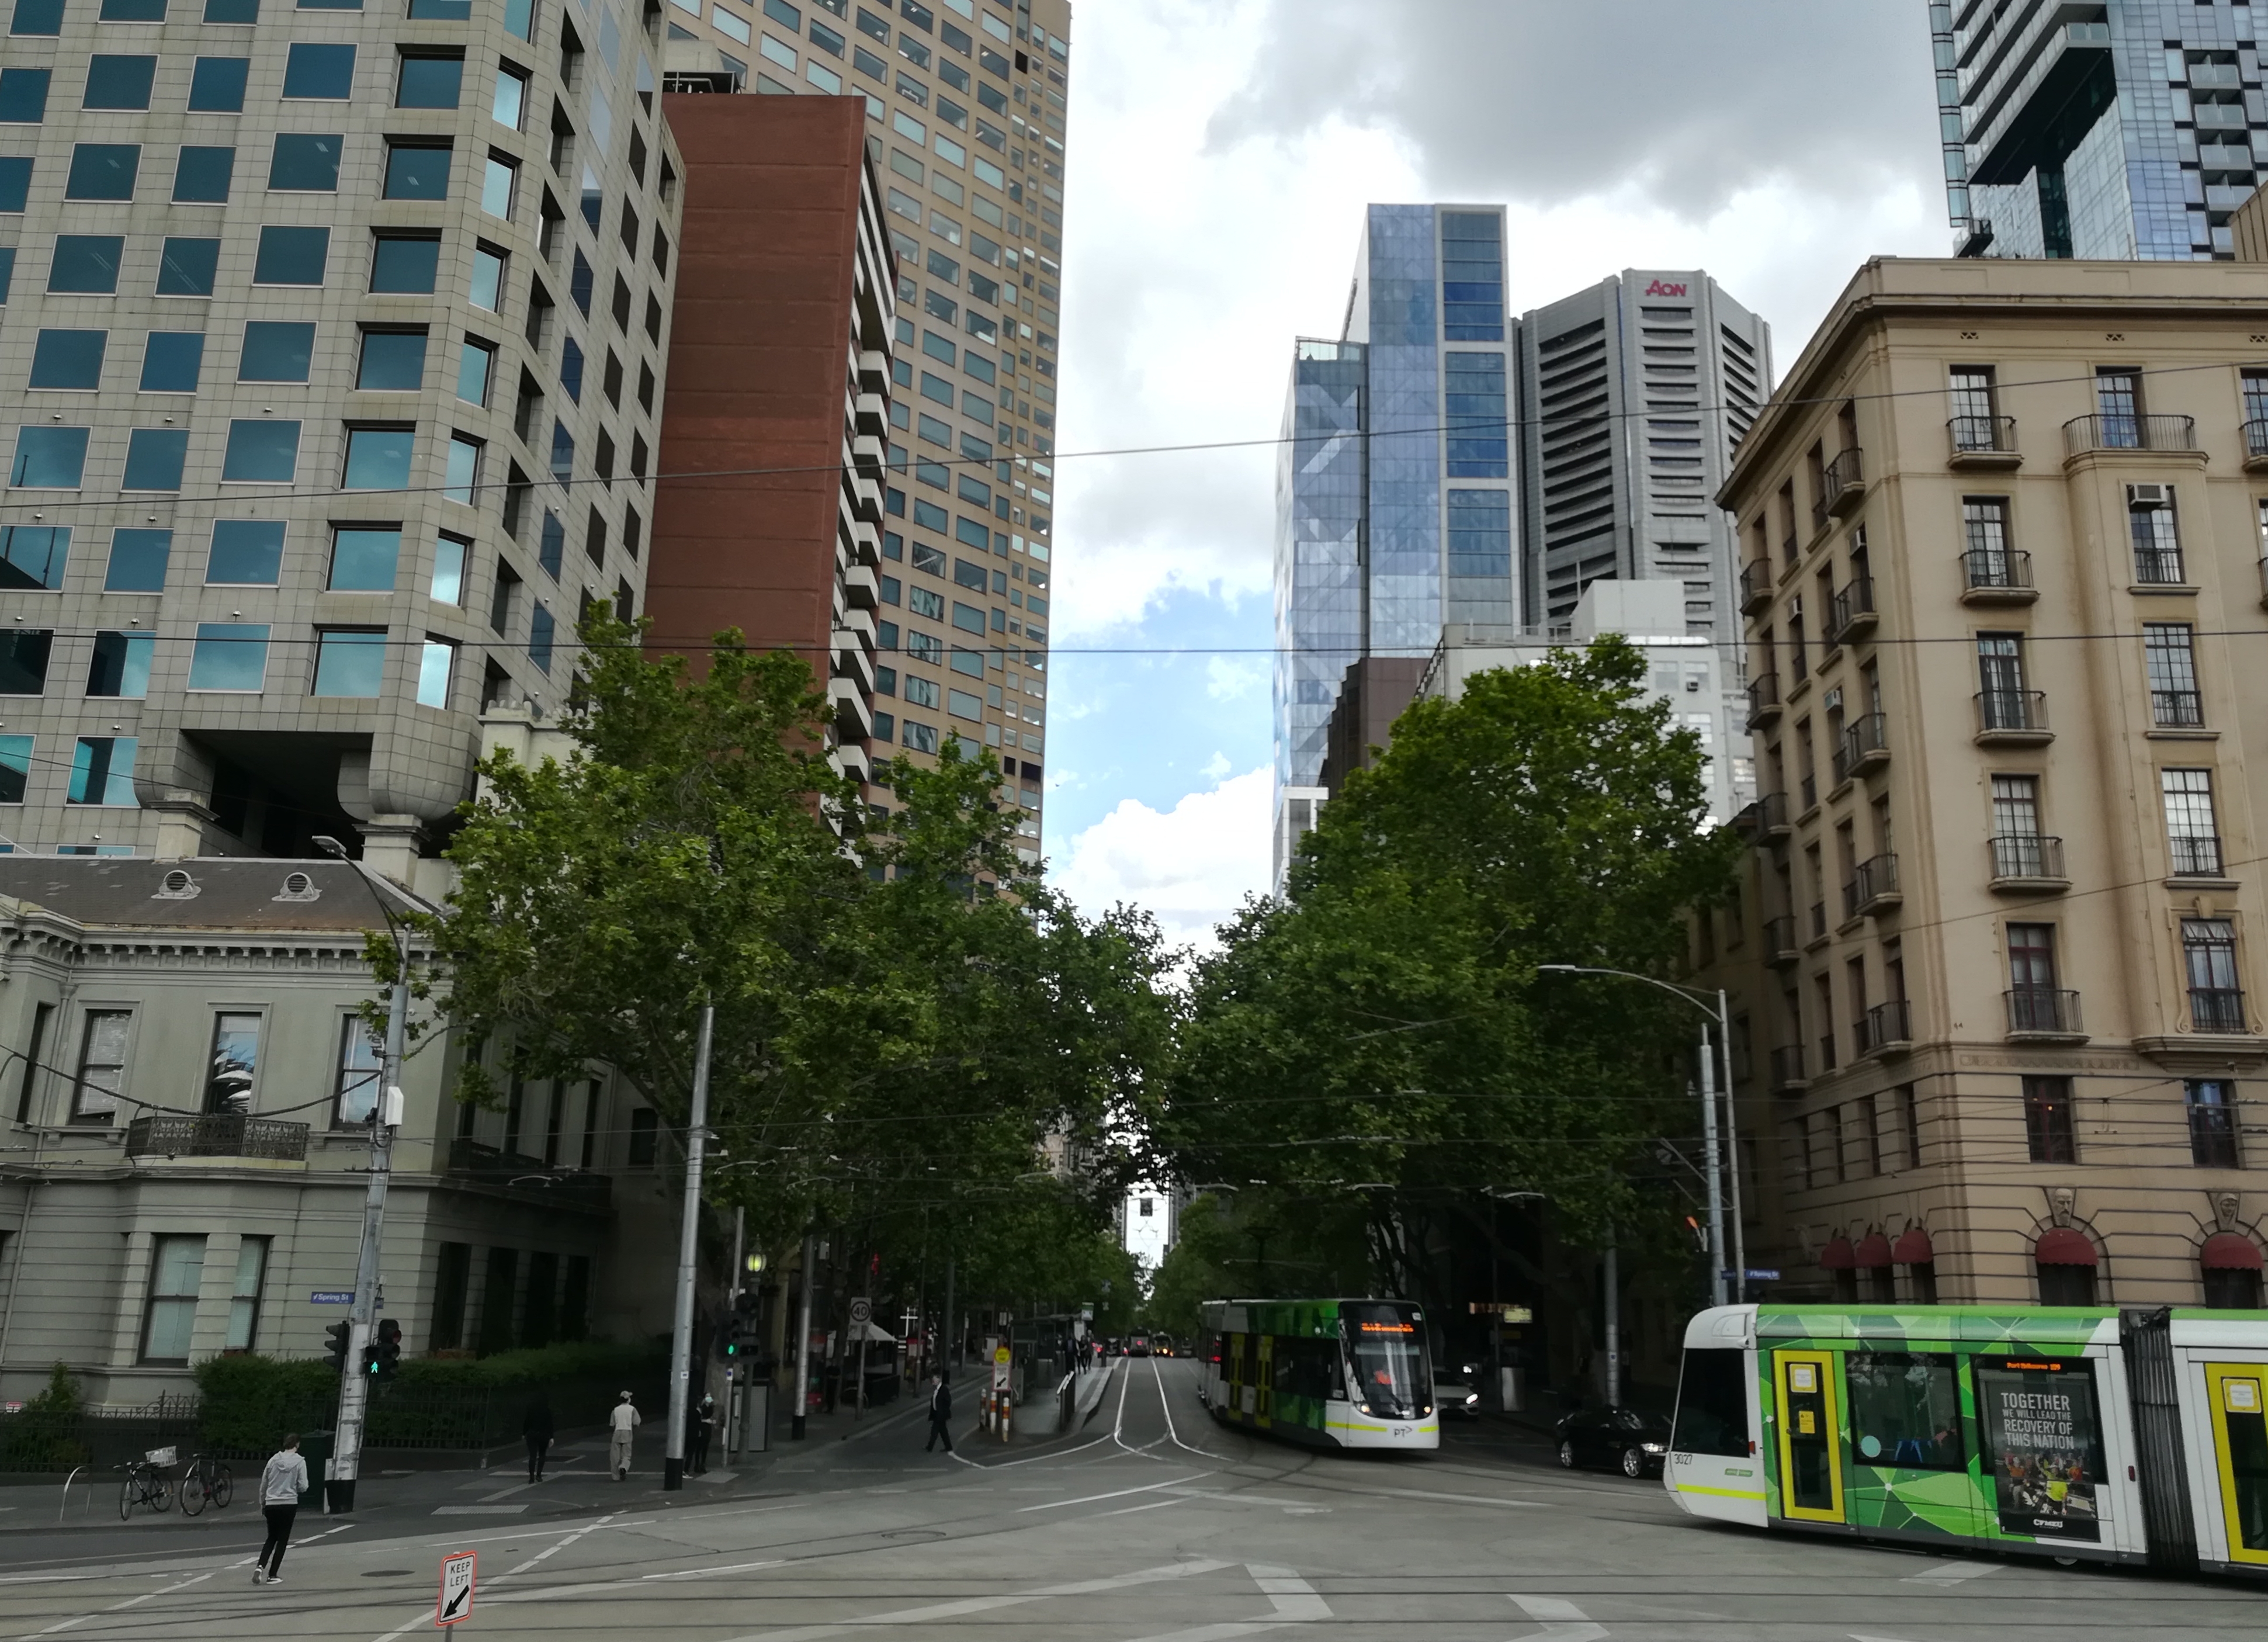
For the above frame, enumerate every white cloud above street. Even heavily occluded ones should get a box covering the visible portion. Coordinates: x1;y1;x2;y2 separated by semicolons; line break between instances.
1048;768;1272;955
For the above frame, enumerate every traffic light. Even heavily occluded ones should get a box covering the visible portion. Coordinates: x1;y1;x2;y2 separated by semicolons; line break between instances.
367;1318;403;1381
715;1305;738;1363
322;1321;352;1373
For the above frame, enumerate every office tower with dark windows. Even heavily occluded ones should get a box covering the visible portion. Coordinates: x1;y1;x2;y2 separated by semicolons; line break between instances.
1272;203;1513;890
0;0;678;886
657;0;1069;864
1937;0;2264;259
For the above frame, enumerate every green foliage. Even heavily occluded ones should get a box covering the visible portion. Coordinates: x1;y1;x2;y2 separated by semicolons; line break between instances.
25;1361;80;1415
394;1341;658;1388
1163;639;1740;1289
1142;1192;1369;1339
193;1355;337;1452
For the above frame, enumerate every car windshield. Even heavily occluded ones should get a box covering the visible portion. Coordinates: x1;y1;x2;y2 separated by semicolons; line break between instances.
1343;1305;1428;1414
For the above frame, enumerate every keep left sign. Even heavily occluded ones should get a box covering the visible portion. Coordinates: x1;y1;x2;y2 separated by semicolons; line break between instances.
436;1550;476;1627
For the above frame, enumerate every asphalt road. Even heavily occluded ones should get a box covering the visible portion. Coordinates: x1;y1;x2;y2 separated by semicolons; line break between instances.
0;1357;2257;1641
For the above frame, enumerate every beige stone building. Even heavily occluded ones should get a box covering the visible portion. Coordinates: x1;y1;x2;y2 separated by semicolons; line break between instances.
1699;257;2268;1312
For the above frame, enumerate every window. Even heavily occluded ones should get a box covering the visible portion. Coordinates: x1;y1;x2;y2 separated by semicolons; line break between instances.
140;1235;206;1363
2023;1074;2076;1164
240;320;315;382
64;144;138;201
49;235;123;293
417;637;453;708
221;418;299;481
902;719;938;753
0;68;51;125
445;434;480;504
570;250;594;316
1444;352;1508;477
457;337;497;406
550;420;574;482
206;519;283;584
2096;367;2141;446
529;604;554;671
9;427;88;489
2189;1078;2242;1168
104;528;170;591
313;628;385;697
2163;768;2221;877
430;532;467;604
0;157;27;213
154;237;220;297
384;141;450;200
344;425;414;490
1;629;50;693
172;146;235;204
268;132;342;191
1845;1353;1964;1470
627;1105;658;1166
71;1009;129;1122
356;328;426;390
282;41;356;99
371;232;440;293
9;0;63;33
536;510;564;576
2129;488;2184;584
330;526;399;591
1975;632;2027;728
83;55;157;110
138;333;204;394
2184;917;2244;1033
188;623;268;690
560;336;585;401
397;51;464;109
122;429;187;491
481;152;516;219
30;328;106;390
469;244;502;309
188;56;250;112
1440;210;1505;341
204;1011;259;1112
224;1237;270;1351
1671;1348;1750;1458
2144;623;2201;728
253;224;330;285
1;525;70;588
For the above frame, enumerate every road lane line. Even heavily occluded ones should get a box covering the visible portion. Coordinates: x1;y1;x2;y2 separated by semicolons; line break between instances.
362;1510;625;1641
1150;1357;1230;1460
1018;1474;1212;1512
1903;1560;2000;1585
644;1558;785;1581
1510;1593;1605;1642
1329;1483;1546;1509
708;1557;1234;1642
1095;1498;1185;1518
1246;1564;1329;1622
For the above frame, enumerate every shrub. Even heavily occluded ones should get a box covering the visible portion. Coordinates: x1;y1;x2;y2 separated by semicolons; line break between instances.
193;1355;336;1454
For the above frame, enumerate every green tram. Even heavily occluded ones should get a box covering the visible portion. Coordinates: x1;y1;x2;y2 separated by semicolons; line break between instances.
1667;1304;2268;1577
1199;1298;1440;1451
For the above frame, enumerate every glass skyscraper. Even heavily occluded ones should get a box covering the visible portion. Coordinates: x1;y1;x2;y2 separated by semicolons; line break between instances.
1937;0;2263;259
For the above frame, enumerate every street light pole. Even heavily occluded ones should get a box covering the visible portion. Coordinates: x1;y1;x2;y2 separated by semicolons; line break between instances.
792;1234;814;1440
1716;987;1749;1304
664;1004;715;1492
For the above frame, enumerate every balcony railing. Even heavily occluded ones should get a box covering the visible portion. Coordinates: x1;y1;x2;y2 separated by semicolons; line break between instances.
2062;413;2198;456
1739;559;1774;614
2132;544;2187;586
1948;414;2020;464
2245;420;2268;471
2006;986;2083;1038
1852;852;1901;915
2151;688;2204;729
1832;711;1889;783
446;1138;613;1208
1975;689;2051;741
1746;671;1781;728
1960;547;2035;601
1822;446;1865;517
1769;1044;1808;1092
1752;789;1791;837
1762;914;1799;964
2191;986;2249;1033
124;1113;310;1162
1827;576;1877;645
1799;773;1818;813
1808;899;1827;941
1861;998;1913;1055
1989;832;2067;885
2170;833;2226;878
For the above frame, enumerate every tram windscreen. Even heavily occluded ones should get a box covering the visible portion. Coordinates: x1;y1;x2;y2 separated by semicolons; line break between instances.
1343;1304;1427;1415
1670;1348;1750;1456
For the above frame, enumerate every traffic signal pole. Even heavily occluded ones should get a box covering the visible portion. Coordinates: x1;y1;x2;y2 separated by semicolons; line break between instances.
664;1004;715;1492
327;974;406;1513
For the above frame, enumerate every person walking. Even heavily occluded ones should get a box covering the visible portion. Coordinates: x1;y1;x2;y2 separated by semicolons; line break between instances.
925;1369;954;1454
252;1435;308;1586
687;1392;716;1475
522;1392;555;1483
609;1391;641;1480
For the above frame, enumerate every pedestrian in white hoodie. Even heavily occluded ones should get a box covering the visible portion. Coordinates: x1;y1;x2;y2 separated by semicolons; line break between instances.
609;1391;641;1480
252;1435;308;1585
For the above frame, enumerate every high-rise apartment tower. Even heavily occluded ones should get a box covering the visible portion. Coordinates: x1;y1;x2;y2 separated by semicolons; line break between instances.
1937;0;2266;259
657;0;1069;863
0;0;679;884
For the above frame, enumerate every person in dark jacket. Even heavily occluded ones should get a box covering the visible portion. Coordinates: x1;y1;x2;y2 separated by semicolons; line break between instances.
688;1392;716;1474
522;1394;554;1483
925;1369;954;1453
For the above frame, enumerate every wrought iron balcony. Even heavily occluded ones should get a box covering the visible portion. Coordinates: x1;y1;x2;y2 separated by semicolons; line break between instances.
2191;986;2249;1034
1832;711;1889;783
2244;419;2268;473
1762;914;1799;966
1750;789;1791;840
2170;834;2227;878
1860;998;1913;1055
1739;559;1774;614
124;1113;310;1162
1746;671;1781;729
1975;689;2051;743
1768;1044;1808;1093
1827;576;1877;645
1989;833;2068;889
2006;986;2085;1040
2132;544;2188;586
1947;414;2021;467
1960;547;2036;604
2061;413;2198;456
2151;689;2204;730
1822;446;1865;518
1851;852;1901;916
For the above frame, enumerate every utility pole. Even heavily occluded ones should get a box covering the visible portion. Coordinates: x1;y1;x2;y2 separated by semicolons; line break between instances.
1602;1231;1620;1408
792;1235;814;1439
1697;1027;1729;1308
664;1005;715;1492
724;1205;744;1457
942;1256;955;1369
1716;989;1749;1305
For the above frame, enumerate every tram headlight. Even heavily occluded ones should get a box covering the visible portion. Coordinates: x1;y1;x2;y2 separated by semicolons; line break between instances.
1641;1442;1666;1453
1356;1402;1372;1415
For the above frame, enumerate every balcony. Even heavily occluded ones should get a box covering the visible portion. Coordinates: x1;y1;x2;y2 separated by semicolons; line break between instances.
124;1113;310;1163
1850;852;1901;917
1739;559;1774;614
1989;833;2069;892
2132;545;2188;587
1799;773;1819;815
2245;420;2268;474
842;563;879;608
1948;414;2021;468
2170;833;2227;879
1769;1044;1809;1095
1974;689;2051;745
2194;101;2249;130
1752;789;1791;840
1857;998;1913;1057
1827;577;1877;645
1960;547;2037;604
446;1138;612;1210
1746;672;1781;729
854;391;887;438
1762;914;1800;967
1822;447;1865;517
2191;62;2243;89
2061;413;2200;458
2006;986;2086;1042
2151;689;2204;730
2191;988;2249;1034
1832;712;1890;783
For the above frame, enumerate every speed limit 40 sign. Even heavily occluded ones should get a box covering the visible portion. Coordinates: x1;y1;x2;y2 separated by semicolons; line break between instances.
849;1297;872;1326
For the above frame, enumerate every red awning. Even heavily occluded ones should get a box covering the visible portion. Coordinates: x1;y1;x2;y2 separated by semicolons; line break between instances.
1853;1234;1894;1269
1892;1227;1934;1265
1819;1236;1856;1270
2202;1232;2264;1271
2035;1228;2098;1266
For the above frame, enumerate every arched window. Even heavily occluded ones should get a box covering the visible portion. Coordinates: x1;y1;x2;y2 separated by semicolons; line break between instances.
1892;1227;1937;1303
1820;1236;1857;1304
1853;1234;1895;1305
2034;1227;2097;1306
2201;1232;2264;1310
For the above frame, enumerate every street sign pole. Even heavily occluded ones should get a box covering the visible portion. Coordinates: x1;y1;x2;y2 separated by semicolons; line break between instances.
792;1235;813;1440
328;975;404;1514
435;1550;476;1627
849;1297;871;1422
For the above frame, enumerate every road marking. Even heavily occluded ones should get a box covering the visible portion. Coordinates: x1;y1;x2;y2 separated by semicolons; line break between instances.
1151;1356;1230;1459
645;1558;785;1581
1335;1483;1547;1510
1510;1594;1606;1642
1903;1561;2000;1586
1017;1474;1212;1512
480;1481;538;1501
710;1558;1233;1642
1095;1498;1185;1518
361;1512;626;1641
1247;1564;1329;1622
694;1470;739;1485
434;1505;528;1516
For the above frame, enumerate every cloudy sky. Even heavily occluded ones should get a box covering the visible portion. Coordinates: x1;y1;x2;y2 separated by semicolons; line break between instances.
1041;0;1948;951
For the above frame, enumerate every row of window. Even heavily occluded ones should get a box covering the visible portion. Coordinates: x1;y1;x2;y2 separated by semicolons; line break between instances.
18;1000;379;1130
23;321;500;397
0;132;524;210
6;417;489;494
0;621;458;719
4;225;506;299
0;43;530;120
6;0;526;29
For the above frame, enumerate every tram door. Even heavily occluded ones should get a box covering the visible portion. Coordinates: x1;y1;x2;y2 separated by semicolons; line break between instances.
1256;1335;1274;1429
2204;1364;2268;1567
1772;1351;1846;1523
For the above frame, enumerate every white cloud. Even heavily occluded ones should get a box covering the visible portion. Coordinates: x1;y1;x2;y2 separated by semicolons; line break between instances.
1048;767;1272;954
1202;750;1231;781
1205;656;1266;701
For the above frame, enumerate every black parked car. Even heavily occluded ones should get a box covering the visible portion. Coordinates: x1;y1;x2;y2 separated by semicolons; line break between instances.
1553;1405;1672;1478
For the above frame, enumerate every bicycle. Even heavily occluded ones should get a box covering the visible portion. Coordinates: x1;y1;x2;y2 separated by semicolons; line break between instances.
176;1452;233;1516
117;1449;175;1520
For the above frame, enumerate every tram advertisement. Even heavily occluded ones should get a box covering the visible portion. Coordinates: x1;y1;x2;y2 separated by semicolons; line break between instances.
1975;1357;2106;1541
